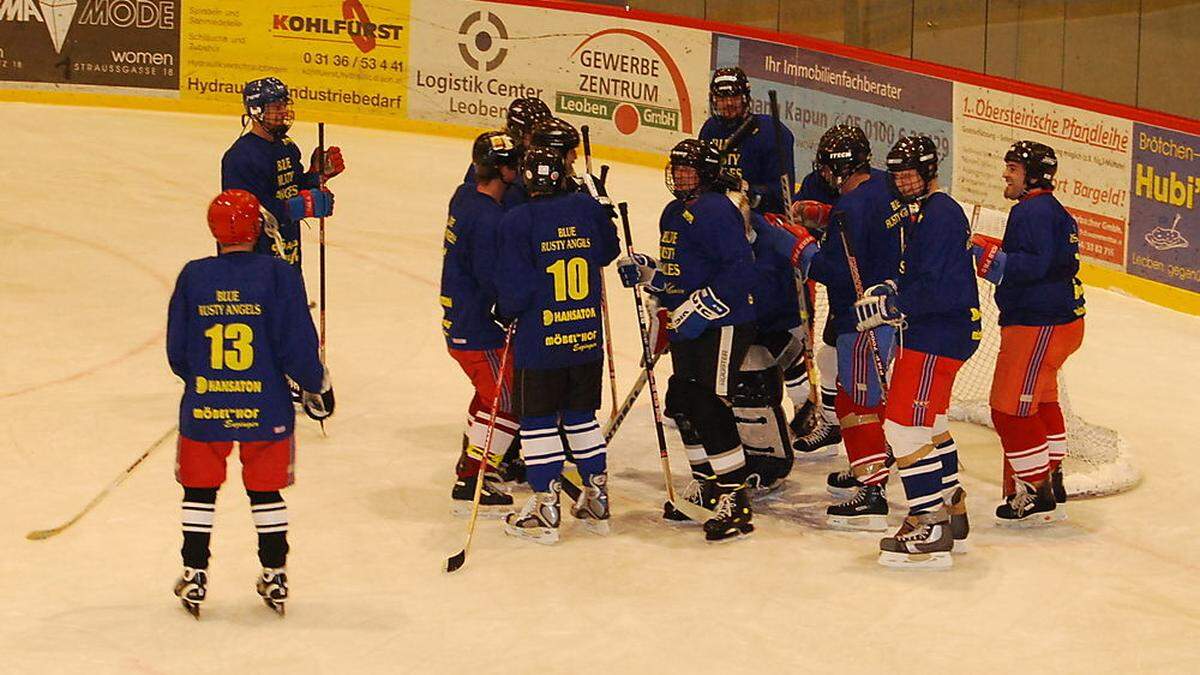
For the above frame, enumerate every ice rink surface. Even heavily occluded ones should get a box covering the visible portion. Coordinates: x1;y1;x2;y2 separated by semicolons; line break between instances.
2;104;1199;673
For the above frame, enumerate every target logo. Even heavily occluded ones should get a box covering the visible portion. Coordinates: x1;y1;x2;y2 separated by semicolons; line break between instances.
457;10;508;71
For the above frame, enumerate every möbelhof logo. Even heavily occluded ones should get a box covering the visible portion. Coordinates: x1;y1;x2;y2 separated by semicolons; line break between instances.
457;9;508;71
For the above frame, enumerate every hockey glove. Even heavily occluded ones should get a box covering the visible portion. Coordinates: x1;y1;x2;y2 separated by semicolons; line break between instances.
763;213;820;277
669;287;730;341
285;188;334;221
302;368;336;421
792;200;832;230
640;299;671;367
854;281;903;331
971;234;1006;284
595;194;618;221
617;253;665;291
311;146;345;179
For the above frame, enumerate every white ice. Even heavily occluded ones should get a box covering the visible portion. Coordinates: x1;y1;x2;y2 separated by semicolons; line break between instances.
2;104;1199;674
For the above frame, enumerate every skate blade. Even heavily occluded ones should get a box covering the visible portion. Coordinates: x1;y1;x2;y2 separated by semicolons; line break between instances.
796;443;841;459
878;550;952;570
662;515;699;527
826;486;860;500
503;524;559;545
993;511;1060;528
705;525;755;544
576;518;611;536
180;599;201;619
450;502;512;519
951;538;972;554
262;598;286;616
826;514;889;532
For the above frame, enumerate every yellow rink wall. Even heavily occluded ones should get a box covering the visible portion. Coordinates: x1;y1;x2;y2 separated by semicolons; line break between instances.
2;0;1198;316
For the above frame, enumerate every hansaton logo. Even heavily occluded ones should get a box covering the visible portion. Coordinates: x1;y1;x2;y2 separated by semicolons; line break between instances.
272;0;404;54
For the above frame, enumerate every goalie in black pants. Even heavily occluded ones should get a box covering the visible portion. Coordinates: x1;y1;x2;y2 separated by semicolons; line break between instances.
618;139;758;543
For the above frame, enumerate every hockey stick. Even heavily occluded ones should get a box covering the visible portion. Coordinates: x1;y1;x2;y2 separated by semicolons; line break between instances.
317;122;328;437
617;203;713;523
445;321;516;573
836;213;890;404
26;425;177;540
580;125;620;422
767;90;820;409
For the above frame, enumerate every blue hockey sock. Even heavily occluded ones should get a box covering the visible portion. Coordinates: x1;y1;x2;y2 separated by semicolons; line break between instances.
898;451;946;515
562;410;606;480
936;435;960;502
520;415;565;492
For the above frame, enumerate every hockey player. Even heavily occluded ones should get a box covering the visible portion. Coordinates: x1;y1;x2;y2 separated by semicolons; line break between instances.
463;96;550;208
972;141;1085;525
495;146;620;544
167;190;335;618
699;66;795;214
618;139;758;542
802;125;906;531
221;77;341;269
441;131;524;515
530;116;582;177
852;136;980;567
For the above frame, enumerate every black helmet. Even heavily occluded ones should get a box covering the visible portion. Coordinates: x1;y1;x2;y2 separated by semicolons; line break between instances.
886;135;939;202
530;117;581;155
665;138;722;200
709;66;751;120
472;131;519;181
506;97;551;142
522;145;567;197
814;125;871;191
1004;140;1057;190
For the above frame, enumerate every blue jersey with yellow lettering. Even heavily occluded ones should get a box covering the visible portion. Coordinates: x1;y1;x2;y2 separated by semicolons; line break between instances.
700;113;795;214
167;252;324;442
996;190;1086;327
808;170;904;336
221;133;319;267
463;163;528;209
496;192;620;369
656;192;756;340
440;183;507;351
750;212;801;334
895;192;981;362
796;170;839;205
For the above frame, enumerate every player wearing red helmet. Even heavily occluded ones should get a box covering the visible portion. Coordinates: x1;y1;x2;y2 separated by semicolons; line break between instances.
166;190;334;618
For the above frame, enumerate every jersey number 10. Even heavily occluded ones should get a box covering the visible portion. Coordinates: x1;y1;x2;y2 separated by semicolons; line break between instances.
204;323;254;371
546;257;589;302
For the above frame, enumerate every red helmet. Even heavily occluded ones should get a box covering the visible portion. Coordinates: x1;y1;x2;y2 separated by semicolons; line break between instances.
207;189;262;245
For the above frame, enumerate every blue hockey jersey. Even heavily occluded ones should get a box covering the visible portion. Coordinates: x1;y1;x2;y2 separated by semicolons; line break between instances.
795;170;840;205
496;192;620;369
808;170;904;336
440;183;507;351
221;133;319;267
750;213;802;334
463;163;528;209
700;113;795;214
167;252;324;442
655;191;756;340
995;190;1087;327
894;192;981;362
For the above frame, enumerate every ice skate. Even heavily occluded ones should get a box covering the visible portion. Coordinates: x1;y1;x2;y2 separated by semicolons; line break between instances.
1050;466;1067;504
826;467;862;500
256;567;288;616
878;508;953;570
505;480;561;544
570;473;610;536
450;473;513;517
662;477;715;525
793;417;841;456
826;483;889;531
704;483;754;543
788;399;818;438
947;486;970;553
173;567;207;619
995;480;1061;527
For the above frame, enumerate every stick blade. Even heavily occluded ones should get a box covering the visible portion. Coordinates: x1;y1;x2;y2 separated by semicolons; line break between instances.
26;526;64;541
444;549;467;573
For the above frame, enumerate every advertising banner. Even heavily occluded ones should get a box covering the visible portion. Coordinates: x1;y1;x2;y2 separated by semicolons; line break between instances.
406;0;712;155
1127;124;1200;292
181;1;409;117
0;0;180;92
952;83;1133;269
711;33;954;181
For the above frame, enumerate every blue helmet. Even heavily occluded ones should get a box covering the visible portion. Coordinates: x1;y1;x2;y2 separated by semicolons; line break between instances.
242;77;291;127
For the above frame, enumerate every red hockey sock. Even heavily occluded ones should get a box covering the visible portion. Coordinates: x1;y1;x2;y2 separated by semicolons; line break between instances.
1038;402;1067;472
836;391;888;486
992;409;1050;486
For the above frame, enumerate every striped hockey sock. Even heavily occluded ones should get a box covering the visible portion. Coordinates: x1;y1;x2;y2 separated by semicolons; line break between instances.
562;410;606;480
181;487;217;570
1039;402;1068;472
248;490;289;569
992;409;1050;485
520;415;566;492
